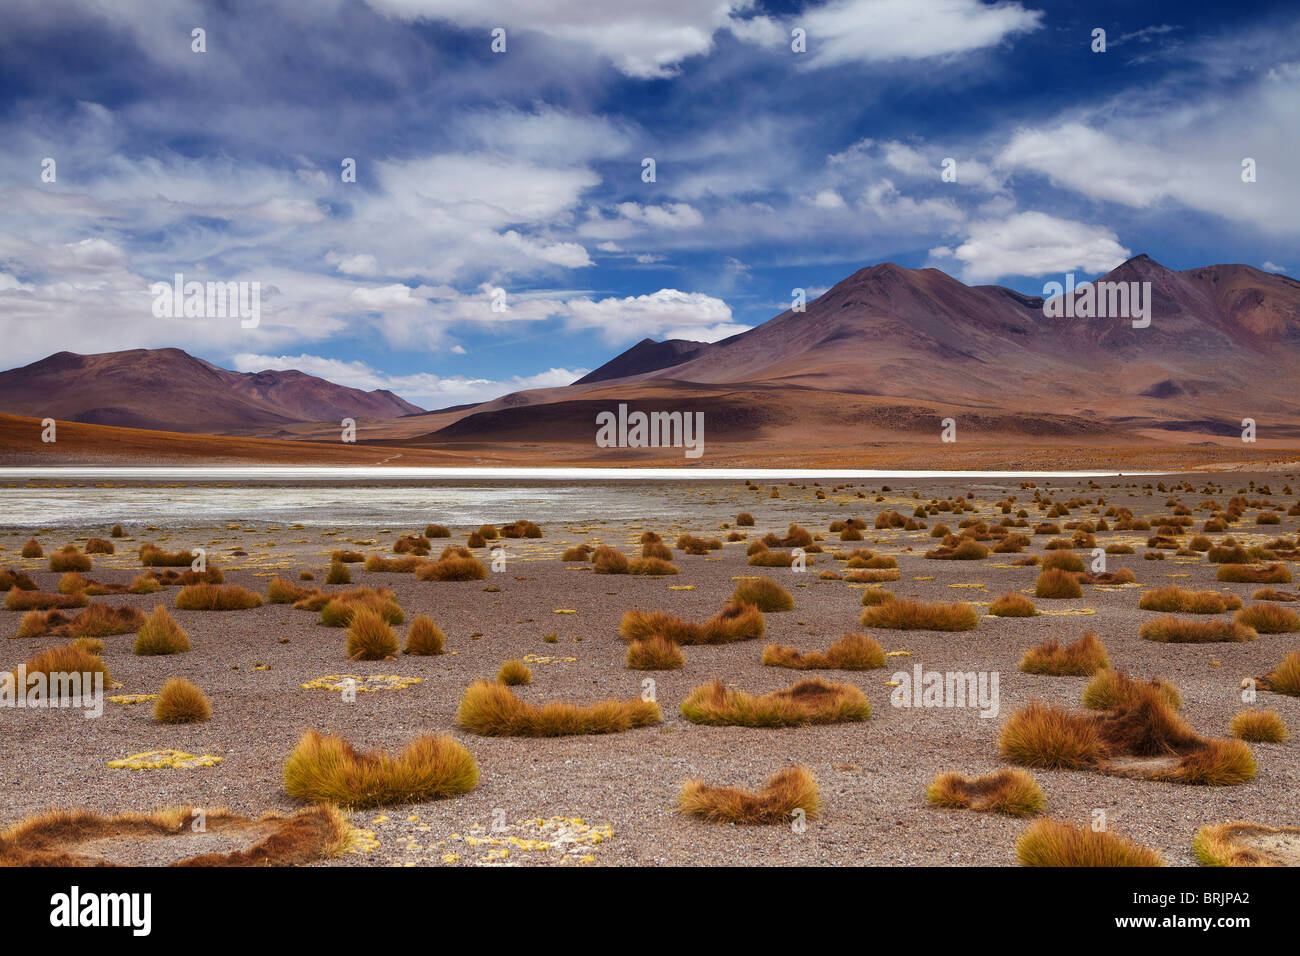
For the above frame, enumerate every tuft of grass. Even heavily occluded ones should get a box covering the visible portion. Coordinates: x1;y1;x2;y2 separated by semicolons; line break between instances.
1139;586;1242;614
1016;819;1164;867
924;538;989;560
331;550;365;563
748;549;796;567
153;678;211;723
1229;709;1289;743
127;574;163;594
267;576;315;604
926;768;1045;816
109;524;125;538
138;543;196;567
83;538;115;555
68;603;145;637
618;601;765;645
48;549;92;573
284;729;478;807
1139;616;1257;643
677;766;819;824
364;554;423;573
680;678;870;727
1262;650;1300;695
1083;670;1182;711
761;633;886;670
998;701;1105;769
625;635;685;669
325;559;352;584
1234;603;1300;634
860;598;978;631
20;539;43;558
316;587;404;626
731;577;794;612
1170;739;1256;786
1041;551;1085;573
414;555;488;581
843;568;901;583
1019;632;1109;676
403;615;446;655
561;545;592;562
627;557;679;576
735;512;755;526
11;643;110;688
345;608;399;660
497;658;532;685
592;546;629;574
424;524;451;538
0;568;37;592
456;679;661;736
174;583;263;611
133;606;191;655
990;592;1037;617
859;588;895;607
4;590;88;611
1194;822;1300;867
1217;563;1292;584
1034;568;1083;599
1252;588;1298;602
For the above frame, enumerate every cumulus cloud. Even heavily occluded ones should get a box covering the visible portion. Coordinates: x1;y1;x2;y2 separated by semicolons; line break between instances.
564;288;748;344
929;211;1131;282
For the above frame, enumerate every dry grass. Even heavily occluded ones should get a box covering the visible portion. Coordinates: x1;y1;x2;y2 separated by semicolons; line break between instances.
1139;586;1242;614
1016;819;1164;867
1139;616;1257;643
497;658;532;685
0;568;37;592
843;568;901;583
133;606;190;655
414;555;487;581
642;541;673;561
618;601;765;645
625;635;685;670
628;557;679;576
1041;551;1085;573
989;592;1037;617
267;575;315;604
860;598;978;631
680;678;871;727
425;524;451;538
1228;709;1289;743
84;538;115;555
456;679;661;736
20;539;42;558
284;729;478;807
1019;632;1109;676
154;678;211;723
761;633;886;670
68;603;145;637
677;766;819;824
1262;650;1300;695
174;583;263;611
561;545;592;561
1083;670;1182;711
926;768;1045;816
1034;568;1083;599
748;549;796;568
1234;603;1300;633
364;554;424;573
924;538;989;560
346;608;399;660
1193;822;1300;867
998;701;1106;769
860;588;895;606
317;588;404;627
0;805;350;867
4;590;88;611
325;559;351;585
403;615;446;655
592;546;629;574
1253;588;1299;602
736;512;755;526
1217;563;1293;584
139;543;197;567
11;643;110;688
731;577;794;612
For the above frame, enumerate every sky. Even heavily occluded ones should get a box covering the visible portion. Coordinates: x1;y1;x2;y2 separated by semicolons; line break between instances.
1;0;1298;410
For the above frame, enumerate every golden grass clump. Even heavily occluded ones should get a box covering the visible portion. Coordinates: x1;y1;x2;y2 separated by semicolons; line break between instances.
267;575;315;604
731;577;794;612
1139;616;1257;643
1234;602;1300;634
860;598;978;631
48;549;92;573
4;590;88;611
84;538;115;555
0;568;37;592
325;559;352;585
133;606;191;655
625;635;686;670
60;603;141;639
284;730;478;807
345;608;399;660
592;546;629;574
20;539;43;558
680;678;870;727
761;632;886;671
331;549;365;563
1217;563;1292;584
641;541;674;561
1193;822;1300;867
1139;586;1242;614
1083;670;1181;711
677;766;819;824
1041;551;1085;573
618;601;765;645
153;678;211;723
1228;709;1289;743
843;568;901;583
1034;568;1083;599
174;583;263;611
364;554;424;573
628;557;679;575
316;587;403;626
138;543;197;567
1019;632;1109;676
12;643;110;688
424;523;451;538
736;512;755;526
456;679;661;736
561;545;592;562
924;538;989;560
1262;650;1300;695
1253;588;1298;602
497;658;533;685
414;554;488;581
998;701;1106;769
1016;819;1164;867
926;768;1045;816
860;588;895;606
403;615;446;655
989;592;1037;616
748;548;797;568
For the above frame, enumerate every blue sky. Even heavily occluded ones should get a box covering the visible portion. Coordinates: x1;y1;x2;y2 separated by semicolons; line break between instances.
1;0;1297;409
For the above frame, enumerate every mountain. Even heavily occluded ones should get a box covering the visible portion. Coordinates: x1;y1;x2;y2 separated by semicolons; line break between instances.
0;348;424;434
418;255;1300;447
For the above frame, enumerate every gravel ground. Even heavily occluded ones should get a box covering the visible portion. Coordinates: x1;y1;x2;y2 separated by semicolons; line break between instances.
1;474;1297;866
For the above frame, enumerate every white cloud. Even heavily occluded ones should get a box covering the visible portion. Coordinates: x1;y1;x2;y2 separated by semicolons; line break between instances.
929;211;1131;282
231;352;588;408
1262;261;1287;273
616;202;705;229
564;288;748;344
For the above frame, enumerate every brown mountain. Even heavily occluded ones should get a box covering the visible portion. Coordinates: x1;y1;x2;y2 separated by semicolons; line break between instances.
0;348;424;434
415;255;1300;449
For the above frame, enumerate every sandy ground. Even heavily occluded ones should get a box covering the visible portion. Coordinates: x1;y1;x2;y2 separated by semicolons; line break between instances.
1;474;1298;866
